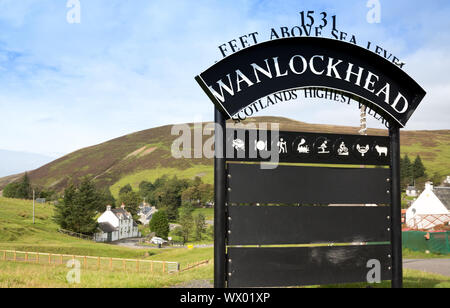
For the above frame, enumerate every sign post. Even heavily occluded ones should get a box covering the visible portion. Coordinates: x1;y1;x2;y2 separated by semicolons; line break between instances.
389;124;403;288
214;107;226;288
196;36;426;289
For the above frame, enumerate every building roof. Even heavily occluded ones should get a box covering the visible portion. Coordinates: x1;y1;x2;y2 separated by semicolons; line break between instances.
434;187;450;211
98;222;117;233
111;208;131;219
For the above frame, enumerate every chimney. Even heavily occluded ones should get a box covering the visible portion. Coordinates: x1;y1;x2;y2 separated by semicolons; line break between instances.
106;205;111;211
121;203;126;209
425;182;433;191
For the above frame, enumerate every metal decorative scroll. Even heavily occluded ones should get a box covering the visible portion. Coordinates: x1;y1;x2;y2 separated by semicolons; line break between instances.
196;37;426;127
227;129;390;165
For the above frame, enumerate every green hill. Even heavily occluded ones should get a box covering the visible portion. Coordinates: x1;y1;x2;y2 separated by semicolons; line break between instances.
0;196;149;257
0;117;449;196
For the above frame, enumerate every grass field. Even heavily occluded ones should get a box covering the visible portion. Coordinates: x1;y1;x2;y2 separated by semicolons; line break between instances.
0;197;448;288
0;257;213;288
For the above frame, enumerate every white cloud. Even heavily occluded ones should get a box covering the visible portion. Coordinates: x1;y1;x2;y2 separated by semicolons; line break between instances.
0;0;448;159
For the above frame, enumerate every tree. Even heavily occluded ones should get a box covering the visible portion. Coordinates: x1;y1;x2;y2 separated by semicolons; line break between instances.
198;183;213;205
118;190;141;221
53;178;100;235
16;173;32;199
430;172;443;186
149;210;170;239
75;177;102;212
178;205;194;243
139;181;155;199
412;155;426;180
154;176;190;220
97;188;116;211
181;178;213;207
194;213;207;241
54;184;76;230
3;173;32;199
181;186;201;206
400;155;413;188
119;184;133;196
2;182;20;198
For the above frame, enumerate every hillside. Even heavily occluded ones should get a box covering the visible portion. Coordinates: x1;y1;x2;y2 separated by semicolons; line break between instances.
0;117;449;196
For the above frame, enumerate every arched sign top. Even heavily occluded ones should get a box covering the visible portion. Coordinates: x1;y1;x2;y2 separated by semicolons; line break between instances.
195;37;426;128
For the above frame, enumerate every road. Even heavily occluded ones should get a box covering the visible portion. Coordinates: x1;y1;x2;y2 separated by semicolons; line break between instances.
403;259;450;277
112;238;213;249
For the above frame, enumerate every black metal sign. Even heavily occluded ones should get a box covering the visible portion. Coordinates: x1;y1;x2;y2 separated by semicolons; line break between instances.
227;206;391;245
196;37;426;127
227;245;392;288
227;129;390;165
197;32;425;289
227;164;390;204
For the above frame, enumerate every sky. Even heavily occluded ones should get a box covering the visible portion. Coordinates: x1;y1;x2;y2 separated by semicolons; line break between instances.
0;0;449;158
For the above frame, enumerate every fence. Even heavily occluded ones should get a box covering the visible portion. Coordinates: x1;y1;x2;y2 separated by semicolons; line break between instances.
402;231;450;255
0;250;180;273
180;259;210;272
58;229;94;241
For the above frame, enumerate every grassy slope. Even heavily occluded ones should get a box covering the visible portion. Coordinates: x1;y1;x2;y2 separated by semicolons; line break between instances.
0;197;212;265
0;117;448;197
1;197;448;288
0;197;215;287
0;261;213;288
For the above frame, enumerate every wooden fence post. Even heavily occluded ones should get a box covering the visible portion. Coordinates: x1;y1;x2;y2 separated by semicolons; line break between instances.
25;252;28;262
84;256;87;269
109;258;112;270
49;254;52;265
60;254;63;265
36;253;39;264
13;251;16;262
3;251;6;261
136;260;139;272
163;261;166;273
97;257;100;269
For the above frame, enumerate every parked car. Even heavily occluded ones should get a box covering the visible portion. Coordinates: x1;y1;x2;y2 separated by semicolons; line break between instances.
150;236;167;245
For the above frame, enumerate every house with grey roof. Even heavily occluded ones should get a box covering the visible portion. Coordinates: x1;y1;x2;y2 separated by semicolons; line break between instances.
138;202;158;225
406;185;418;197
93;204;141;242
406;182;450;229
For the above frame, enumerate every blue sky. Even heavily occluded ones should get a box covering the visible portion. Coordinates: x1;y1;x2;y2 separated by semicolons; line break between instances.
0;0;449;158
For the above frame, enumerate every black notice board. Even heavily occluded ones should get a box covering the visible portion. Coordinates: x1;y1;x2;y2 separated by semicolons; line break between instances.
227;206;391;245
227;245;392;288
227;164;391;204
226;129;390;165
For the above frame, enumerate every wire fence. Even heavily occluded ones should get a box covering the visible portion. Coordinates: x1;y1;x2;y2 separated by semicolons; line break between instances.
58;229;94;241
0;250;180;274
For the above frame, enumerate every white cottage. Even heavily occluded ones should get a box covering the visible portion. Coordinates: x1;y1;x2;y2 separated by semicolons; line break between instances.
93;204;141;242
406;186;418;197
138;203;158;225
405;182;450;229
